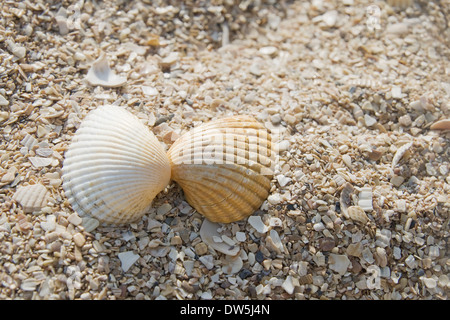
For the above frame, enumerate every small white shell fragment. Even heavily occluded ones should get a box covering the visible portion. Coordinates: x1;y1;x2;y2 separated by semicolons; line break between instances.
248;215;269;234
267;193;282;205
266;229;285;254
199;219;240;256
20;279;40;291
235;232;246;242
29;156;53;168
12;184;51;213
421;276;437;289
118;251;140;273
20;134;38;150
221;255;243;275
259;46;278;56
282;275;296;294
40;214;56;232
276;174;291;187
199;255;215;269
141;86;159;96
386;23;409;35
329;254;351;275
364;114;377;127
391;141;413;170
269;217;282;227
358;187;373;212
0;94;9;106
342;154;352;168
85;53;127;88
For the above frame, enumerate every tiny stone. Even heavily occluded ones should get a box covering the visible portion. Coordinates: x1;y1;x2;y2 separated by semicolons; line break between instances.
364;114;377;127
270;114;282;125
277;140;290;152
249;63;262;76
73;232;86;247
68;213;83;226
235;232;246;242
391;86;403;99
421;277;437;289
395;199;407;212
194;242;208;256
259;46;278;56
399;114;412;127
390;175;405;187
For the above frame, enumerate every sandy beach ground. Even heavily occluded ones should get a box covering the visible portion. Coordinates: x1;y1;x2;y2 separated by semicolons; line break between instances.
0;0;449;300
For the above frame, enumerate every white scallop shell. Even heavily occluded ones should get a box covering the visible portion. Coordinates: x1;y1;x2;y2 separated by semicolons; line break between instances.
62;105;171;224
167;115;275;223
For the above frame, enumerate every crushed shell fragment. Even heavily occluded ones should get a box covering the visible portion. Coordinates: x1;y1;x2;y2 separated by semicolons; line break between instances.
13;184;51;213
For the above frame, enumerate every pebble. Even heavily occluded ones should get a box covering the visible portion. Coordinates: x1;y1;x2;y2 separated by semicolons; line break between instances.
391;86;404;99
194;242;208;256
235;232;246;242
267;193;282;205
364;114;377;127
390;175;405;187
68;213;83;226
73;232;86;247
249;63;262;76
40;215;56;232
259;46;278;56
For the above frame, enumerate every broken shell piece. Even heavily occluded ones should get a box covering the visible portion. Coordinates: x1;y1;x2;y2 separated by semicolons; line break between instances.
167;115;275;223
118;251;140;273
248;215;269;233
358;187;373;212
329;254;351;275
339;182;355;219
85;53;127;88
13;184;51;213
430;119;450;130
391;141;413;170
199;219;240;256
347;206;369;224
221;254;243;275
62;105;171;224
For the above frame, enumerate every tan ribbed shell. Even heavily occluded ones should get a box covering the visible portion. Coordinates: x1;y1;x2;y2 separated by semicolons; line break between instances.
167;115;274;223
